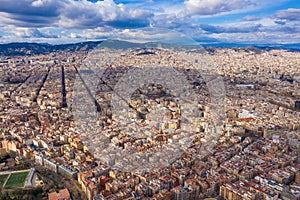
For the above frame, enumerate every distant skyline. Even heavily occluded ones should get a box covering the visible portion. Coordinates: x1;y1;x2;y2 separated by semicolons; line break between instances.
0;0;300;44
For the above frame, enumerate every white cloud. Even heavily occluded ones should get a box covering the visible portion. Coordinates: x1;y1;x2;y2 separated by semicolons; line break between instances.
79;27;118;39
31;0;52;7
184;0;255;15
0;0;299;44
0;0;153;29
243;15;260;21
275;8;300;21
198;14;300;44
2;26;57;38
76;27;199;44
210;31;300;44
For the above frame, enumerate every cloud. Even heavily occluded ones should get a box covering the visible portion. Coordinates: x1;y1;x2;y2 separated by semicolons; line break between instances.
197;14;300;44
262;25;300;34
199;23;262;33
243;15;260;21
0;0;299;45
58;0;153;29
76;27;118;39
152;14;194;29
75;27;202;45
274;20;286;25
0;0;61;27
184;0;255;15
275;8;300;21
210;30;300;44
0;0;153;29
0;0;62;17
3;26;58;38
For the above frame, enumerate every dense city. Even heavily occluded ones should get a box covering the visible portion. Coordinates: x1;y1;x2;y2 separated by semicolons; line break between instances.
0;43;299;200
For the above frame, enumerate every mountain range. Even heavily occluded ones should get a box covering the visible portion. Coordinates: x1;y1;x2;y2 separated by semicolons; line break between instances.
0;41;299;56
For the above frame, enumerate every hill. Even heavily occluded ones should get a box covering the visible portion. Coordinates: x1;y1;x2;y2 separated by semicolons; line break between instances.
0;41;102;56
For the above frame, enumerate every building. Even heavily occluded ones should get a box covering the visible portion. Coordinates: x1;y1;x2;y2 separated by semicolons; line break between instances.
44;158;59;173
295;100;300;110
35;154;44;166
48;188;71;200
2;139;19;152
58;165;78;179
295;172;300;184
219;181;255;200
171;186;185;200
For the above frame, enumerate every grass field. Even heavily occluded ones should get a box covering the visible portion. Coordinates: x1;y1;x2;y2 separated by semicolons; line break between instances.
4;171;29;188
0;174;9;188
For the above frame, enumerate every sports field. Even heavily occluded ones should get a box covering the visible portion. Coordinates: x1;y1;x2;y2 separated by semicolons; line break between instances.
4;171;29;188
0;174;9;188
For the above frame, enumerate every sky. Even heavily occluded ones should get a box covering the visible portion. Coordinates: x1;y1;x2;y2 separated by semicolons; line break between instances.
0;0;300;44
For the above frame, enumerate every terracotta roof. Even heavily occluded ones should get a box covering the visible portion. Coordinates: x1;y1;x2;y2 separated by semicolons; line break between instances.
48;188;71;200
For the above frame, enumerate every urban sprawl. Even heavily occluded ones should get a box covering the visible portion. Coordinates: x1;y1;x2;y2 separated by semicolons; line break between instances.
0;46;299;200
